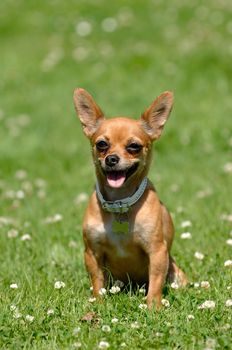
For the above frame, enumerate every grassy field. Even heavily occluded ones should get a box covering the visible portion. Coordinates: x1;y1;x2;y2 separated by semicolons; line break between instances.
0;0;232;349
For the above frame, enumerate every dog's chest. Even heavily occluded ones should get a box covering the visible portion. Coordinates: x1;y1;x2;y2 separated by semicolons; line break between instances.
87;215;153;257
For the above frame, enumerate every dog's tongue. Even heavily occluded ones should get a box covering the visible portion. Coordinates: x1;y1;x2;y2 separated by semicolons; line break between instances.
106;171;126;188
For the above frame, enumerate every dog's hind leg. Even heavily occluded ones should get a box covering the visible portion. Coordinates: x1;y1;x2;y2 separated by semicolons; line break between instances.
167;255;188;287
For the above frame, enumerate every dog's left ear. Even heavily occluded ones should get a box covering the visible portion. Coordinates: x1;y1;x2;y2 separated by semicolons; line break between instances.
140;91;173;140
73;88;105;138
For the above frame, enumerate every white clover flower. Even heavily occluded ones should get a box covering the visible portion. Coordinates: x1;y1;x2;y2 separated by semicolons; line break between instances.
102;325;111;332
227;285;232;290
34;178;46;188
98;340;110;349
7;229;18;238
187;314;195;321
194;282;200;288
198;300;215;309
109;286;120;294
16;190;25;199
47;309;54;315
25;315;34;323
54;281;65;289
225;299;232;307
131;321;140;329
139;287;146;294
88;297;96;303
45;214;63;224
74;192;88;205
111;318;119;323
101;17;118;32
10;283;18;289
171;282;179;289
10;305;17;311
200;281;210;289
99;288;107;296
76;21;92;37
138;303;148;310
181;220;192;228
20;234;31;241
161;299;170;307
224;260;232;267
73;342;82;348
226;239;232;246
73;327;81;335
15;169;27;180
180;232;192;239
120;343;126;347
13;311;22;319
194;252;205;260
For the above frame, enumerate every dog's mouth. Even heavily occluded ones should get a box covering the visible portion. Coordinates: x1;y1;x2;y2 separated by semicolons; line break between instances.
104;163;139;188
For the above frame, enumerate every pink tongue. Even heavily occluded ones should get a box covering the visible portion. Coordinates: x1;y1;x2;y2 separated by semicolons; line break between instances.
106;171;126;188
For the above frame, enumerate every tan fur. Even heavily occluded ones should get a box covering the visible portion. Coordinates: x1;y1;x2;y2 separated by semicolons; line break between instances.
74;88;188;309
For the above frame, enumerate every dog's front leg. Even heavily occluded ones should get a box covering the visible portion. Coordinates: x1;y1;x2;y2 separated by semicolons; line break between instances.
84;247;105;298
146;243;169;310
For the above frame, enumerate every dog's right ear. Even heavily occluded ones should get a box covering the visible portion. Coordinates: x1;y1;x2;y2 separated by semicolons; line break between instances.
73;88;104;138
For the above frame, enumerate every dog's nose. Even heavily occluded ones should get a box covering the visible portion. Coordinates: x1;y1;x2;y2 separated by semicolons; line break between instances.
105;154;120;167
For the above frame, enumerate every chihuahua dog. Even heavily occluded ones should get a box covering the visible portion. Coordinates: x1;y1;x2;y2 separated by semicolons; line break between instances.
73;88;187;309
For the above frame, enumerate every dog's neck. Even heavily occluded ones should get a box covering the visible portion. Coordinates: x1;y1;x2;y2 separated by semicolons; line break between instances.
95;177;148;213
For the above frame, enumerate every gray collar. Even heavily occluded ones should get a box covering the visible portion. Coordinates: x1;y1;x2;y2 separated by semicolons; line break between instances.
95;177;148;213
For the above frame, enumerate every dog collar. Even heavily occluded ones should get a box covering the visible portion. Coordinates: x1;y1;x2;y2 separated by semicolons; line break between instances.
95;177;148;213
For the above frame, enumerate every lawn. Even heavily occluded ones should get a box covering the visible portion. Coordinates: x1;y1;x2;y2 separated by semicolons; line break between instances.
0;0;231;349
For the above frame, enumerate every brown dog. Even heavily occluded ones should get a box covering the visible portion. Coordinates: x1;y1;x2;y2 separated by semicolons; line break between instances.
73;88;187;309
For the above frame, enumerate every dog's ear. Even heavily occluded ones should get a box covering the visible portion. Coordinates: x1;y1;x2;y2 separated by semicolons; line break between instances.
140;91;173;140
73;88;104;138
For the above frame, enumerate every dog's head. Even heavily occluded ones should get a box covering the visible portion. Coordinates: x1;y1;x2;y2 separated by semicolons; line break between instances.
74;88;173;189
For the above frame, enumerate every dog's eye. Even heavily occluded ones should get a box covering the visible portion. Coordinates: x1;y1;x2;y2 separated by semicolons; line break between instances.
96;140;109;151
126;143;143;154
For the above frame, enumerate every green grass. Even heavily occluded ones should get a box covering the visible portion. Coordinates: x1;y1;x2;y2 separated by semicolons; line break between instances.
0;0;232;349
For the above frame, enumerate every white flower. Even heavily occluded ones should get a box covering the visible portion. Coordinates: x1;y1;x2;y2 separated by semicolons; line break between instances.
194;252;204;260
223;162;232;174
99;288;107;296
73;342;82;348
138;303;148;310
139;287;146;294
74;192;88;205
10;305;17;311
187;314;195;321
111;318;119;323
180;232;192;239
224;260;232;267
88;297;96;303
15;169;27;180
10;283;18;289
198;300;215;309
13;311;22;319
54;281;65;289
7;229;18;238
16;190;25;199
102;325;111;332
200;281;210;289
73;327;81;335
120;343;126;347
98;340;110;349
161;299;170;307
171;282;179;289
25;315;34;322
225;299;232;307
131;321;140;329
109;286;120;294
181;220;192;228
226;239;232;246
227;285;232;290
101;17;118;32
20;233;31;241
44;213;63;224
194;282;200;288
47;309;54;315
76;21;92;37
